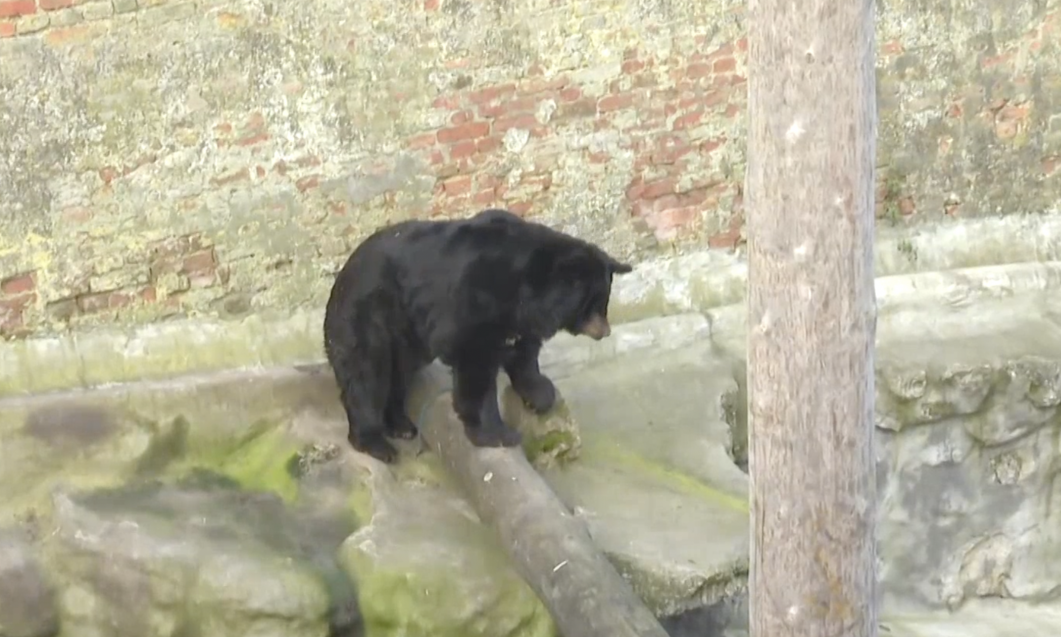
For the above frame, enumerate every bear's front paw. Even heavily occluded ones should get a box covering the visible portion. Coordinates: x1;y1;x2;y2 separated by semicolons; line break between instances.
384;412;420;440
464;422;523;448
512;373;557;414
350;431;400;464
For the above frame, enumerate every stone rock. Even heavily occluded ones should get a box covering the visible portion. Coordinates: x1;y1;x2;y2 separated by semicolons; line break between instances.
338;460;554;637
870;293;1061;611
0;315;744;637
708;290;1061;617
541;341;749;618
39;474;361;637
0;529;59;637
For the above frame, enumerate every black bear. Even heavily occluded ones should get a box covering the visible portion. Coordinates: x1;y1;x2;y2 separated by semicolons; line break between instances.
323;208;633;464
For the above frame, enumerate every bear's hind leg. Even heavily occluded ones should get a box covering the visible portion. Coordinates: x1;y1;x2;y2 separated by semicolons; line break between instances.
382;341;422;440
327;327;400;464
502;336;557;414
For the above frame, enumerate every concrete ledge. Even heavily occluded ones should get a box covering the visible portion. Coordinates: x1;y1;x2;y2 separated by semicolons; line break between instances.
5;214;1061;396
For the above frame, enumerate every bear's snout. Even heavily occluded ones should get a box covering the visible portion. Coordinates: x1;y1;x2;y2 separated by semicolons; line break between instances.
581;313;611;340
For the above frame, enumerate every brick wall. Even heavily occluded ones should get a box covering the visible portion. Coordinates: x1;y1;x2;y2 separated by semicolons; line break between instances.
0;0;1059;339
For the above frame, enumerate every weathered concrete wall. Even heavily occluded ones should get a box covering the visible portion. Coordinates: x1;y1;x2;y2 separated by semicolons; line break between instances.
0;0;1059;340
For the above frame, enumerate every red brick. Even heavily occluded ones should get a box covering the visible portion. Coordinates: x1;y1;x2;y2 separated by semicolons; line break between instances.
882;40;903;56
472;188;496;205
494;113;538;133
640;177;676;200
508;201;533;216
622;59;646;75
442;175;472;196
288;154;320;167
0;20;15;37
255;165;266;178
424;0;440;10
44;24;92;46
210;168;250;187
701;138;725;154
557;98;597;120
39;0;74;10
76;292;110;314
437;121;490;143
449;140;478;159
296;174;320;193
61;206;92;223
704;89;729;108
1;272;35;295
1044;155;1060;176
736;37;748;53
521;75;568;94
651;138;694;165
559;87;581;102
466;84;516;104
432;95;461;110
520;173;553;191
407;133;437;150
477;136;502;154
685;63;712;80
496;95;540;116
0;0;35;18
0;292;33;312
707;43;735;60
0;306;23;337
182;250;216;275
450;109;474;125
598;93;634;113
444;57;474;70
899;196;916;216
724;103;741;118
655;206;701;237
708;226;742;248
235;132;269;147
712;57;737;73
632;72;658;90
672;110;703;130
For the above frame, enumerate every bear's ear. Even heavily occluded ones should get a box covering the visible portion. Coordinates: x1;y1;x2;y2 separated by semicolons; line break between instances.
607;257;633;275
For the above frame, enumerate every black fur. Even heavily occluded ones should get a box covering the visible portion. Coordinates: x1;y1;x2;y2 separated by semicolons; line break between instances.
323;208;633;464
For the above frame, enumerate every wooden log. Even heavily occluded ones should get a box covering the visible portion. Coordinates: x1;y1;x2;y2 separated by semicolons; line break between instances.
745;0;879;634
405;362;670;637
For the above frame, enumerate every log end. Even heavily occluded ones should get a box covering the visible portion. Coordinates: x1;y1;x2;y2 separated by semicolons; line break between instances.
500;385;582;470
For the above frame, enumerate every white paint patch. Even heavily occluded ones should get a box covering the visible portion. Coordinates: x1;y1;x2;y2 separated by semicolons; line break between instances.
785;120;805;143
755;310;772;335
503;128;530;153
794;242;810;258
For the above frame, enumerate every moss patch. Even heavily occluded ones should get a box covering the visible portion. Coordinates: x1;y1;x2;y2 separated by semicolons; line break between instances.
340;548;556;637
169;418;302;502
583;439;748;513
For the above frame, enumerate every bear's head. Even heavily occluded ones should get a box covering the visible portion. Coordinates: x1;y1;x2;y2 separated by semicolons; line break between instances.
523;244;633;341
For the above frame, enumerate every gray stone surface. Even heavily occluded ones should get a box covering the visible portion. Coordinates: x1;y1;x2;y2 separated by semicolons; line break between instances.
39;479;359;637
710;288;1061;625
542;342;748;618
0;315;737;637
0;529;59;637
7;297;1061;634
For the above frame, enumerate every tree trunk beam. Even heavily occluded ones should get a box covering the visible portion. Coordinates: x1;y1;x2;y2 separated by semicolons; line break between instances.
745;0;880;635
405;362;670;637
